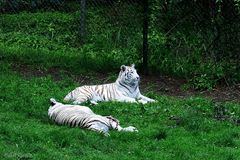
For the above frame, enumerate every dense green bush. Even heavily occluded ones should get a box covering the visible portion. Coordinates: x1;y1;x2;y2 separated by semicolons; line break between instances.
148;0;240;89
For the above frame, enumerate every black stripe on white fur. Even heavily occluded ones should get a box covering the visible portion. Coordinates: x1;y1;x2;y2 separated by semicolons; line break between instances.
50;98;57;106
63;64;156;105
48;98;138;136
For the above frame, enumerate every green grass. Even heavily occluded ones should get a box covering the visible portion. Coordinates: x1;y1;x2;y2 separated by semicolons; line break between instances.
0;10;142;67
1;61;240;160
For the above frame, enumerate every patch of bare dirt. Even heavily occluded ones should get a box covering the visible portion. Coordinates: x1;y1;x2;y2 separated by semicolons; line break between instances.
140;75;240;102
12;63;240;102
13;63;63;81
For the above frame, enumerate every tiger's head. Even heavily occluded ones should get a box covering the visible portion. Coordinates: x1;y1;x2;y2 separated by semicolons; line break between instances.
106;116;120;130
117;64;140;87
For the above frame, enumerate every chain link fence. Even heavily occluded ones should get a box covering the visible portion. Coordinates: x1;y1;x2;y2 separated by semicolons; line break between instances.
147;0;240;85
0;0;147;70
1;0;240;84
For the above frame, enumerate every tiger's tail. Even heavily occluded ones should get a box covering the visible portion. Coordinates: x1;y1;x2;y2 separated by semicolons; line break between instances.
50;98;57;106
63;92;72;102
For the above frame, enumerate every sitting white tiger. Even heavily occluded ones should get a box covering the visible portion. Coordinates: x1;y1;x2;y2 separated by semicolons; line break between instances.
48;98;138;136
64;64;155;105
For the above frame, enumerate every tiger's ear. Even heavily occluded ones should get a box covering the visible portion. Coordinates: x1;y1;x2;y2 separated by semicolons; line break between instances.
131;64;135;68
120;65;126;71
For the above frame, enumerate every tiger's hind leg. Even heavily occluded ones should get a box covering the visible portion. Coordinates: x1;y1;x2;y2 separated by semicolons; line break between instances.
89;92;102;105
73;95;98;105
72;96;89;104
90;100;98;105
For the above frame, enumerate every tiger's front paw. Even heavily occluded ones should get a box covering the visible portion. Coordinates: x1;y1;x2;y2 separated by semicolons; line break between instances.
103;132;110;137
138;99;156;104
138;99;148;104
149;98;157;103
123;126;138;132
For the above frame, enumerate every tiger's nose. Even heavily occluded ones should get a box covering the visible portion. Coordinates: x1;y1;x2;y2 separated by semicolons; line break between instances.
136;76;140;80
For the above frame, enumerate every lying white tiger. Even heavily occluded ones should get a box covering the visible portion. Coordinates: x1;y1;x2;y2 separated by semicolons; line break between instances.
48;98;138;136
64;64;155;105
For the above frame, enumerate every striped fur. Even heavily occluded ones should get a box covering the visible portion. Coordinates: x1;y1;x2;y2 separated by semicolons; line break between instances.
48;98;138;136
64;64;155;104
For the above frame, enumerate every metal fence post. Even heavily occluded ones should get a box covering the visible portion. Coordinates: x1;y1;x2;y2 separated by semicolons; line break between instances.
80;0;86;44
142;0;149;75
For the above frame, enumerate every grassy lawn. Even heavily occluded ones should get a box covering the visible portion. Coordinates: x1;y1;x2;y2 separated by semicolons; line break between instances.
1;59;240;160
0;8;240;160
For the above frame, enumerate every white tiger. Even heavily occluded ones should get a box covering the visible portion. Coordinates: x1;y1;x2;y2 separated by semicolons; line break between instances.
64;64;155;105
48;98;138;136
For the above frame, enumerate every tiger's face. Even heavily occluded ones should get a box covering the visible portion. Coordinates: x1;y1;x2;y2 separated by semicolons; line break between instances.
106;116;119;130
118;64;140;86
